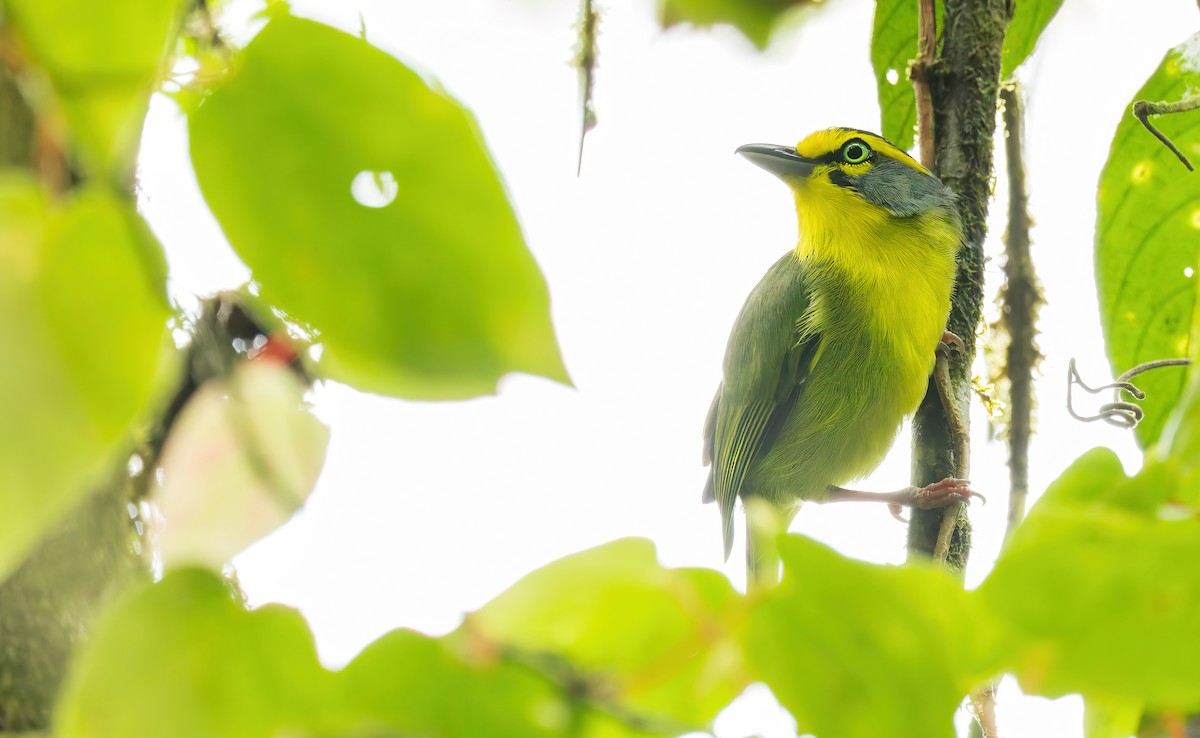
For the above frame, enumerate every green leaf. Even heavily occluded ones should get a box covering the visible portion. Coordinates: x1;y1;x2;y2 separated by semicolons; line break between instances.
1096;35;1200;448
870;0;922;151
870;0;1059;152
469;538;748;729
189;17;569;400
1001;0;1063;78
980;452;1200;708
55;569;337;738
3;0;185;176
341;629;570;738
56;568;671;738
656;0;820;49
746;535;992;738
0;177;169;581
1084;695;1142;738
155;361;330;570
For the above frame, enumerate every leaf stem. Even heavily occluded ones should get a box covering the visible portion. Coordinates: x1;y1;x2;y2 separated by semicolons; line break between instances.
1133;97;1200;172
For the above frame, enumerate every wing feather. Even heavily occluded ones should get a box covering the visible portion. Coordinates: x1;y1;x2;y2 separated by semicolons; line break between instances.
700;251;819;560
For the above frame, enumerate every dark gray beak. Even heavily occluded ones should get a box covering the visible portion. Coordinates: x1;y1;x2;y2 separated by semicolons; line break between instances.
736;143;816;179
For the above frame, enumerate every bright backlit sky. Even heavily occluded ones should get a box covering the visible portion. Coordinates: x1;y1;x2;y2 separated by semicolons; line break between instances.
136;1;1198;736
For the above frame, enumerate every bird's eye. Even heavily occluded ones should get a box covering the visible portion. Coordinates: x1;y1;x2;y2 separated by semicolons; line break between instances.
841;140;871;164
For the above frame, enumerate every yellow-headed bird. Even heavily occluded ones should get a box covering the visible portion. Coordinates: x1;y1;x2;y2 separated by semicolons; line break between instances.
702;127;976;585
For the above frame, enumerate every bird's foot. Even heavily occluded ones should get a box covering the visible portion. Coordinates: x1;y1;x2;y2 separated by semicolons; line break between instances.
937;330;965;357
825;481;984;514
900;477;985;510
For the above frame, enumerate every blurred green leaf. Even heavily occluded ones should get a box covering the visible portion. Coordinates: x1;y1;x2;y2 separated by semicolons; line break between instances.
1096;35;1200;448
3;0;185;176
1001;0;1063;78
55;569;337;738
656;0;819;49
746;535;992;738
56;567;679;738
189;17;569;400
870;0;1058;152
980;451;1200;708
0;177;169;581
1085;696;1142;738
156;361;329;571
469;538;748;729
341;629;570;738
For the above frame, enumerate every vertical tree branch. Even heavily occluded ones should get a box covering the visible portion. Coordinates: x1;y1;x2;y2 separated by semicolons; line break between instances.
999;82;1040;539
908;0;1012;568
913;0;938;169
0;27;147;734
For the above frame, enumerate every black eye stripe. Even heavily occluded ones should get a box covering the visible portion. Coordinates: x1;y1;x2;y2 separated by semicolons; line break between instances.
804;138;875;166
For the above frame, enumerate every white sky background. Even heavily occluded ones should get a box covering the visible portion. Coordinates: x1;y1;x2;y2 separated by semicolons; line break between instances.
135;0;1199;736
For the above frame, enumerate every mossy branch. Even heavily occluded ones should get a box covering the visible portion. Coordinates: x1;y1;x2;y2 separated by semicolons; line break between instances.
908;0;1011;569
998;82;1040;539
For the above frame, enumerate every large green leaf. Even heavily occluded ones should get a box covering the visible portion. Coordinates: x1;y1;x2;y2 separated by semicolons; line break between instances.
1096;37;1200;448
1084;696;1142;738
55;569;337;738
3;0;185;176
56;564;704;737
870;0;922;151
746;535;993;738
0;177;169;581
870;0;1059;152
189;17;568;400
1001;0;1064;78
341;629;570;738
656;0;820;49
980;449;1200;708
468;538;748;729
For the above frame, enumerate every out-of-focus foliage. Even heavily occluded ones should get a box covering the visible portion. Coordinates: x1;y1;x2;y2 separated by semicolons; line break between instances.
4;2;1200;738
0;179;169;581
1096;34;1200;449
869;0;1060;150
2;0;185;177
469;538;748;729
747;535;993;738
656;0;821;49
54;569;337;738
189;17;568;401
154;360;328;570
981;448;1200;708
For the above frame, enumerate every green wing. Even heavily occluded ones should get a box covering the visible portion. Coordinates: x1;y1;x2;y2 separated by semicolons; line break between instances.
702;251;819;560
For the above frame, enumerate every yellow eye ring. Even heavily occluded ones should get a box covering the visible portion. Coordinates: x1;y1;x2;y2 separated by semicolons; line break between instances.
841;140;871;164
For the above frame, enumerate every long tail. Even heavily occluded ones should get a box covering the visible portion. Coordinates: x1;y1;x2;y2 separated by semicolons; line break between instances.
743;498;799;590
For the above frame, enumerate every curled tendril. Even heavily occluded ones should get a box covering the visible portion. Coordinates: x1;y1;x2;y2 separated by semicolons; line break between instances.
1067;358;1191;429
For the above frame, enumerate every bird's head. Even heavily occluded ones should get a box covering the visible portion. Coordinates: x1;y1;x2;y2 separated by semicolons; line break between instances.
736;127;955;219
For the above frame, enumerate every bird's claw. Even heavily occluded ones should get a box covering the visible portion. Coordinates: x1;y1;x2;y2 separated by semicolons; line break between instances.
888;502;908;524
905;477;985;510
938;330;965;356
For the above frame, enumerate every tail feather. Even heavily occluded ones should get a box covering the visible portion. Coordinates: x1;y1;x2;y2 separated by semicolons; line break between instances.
744;498;799;590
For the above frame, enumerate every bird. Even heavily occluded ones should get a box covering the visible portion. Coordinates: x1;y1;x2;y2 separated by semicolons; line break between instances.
701;127;977;586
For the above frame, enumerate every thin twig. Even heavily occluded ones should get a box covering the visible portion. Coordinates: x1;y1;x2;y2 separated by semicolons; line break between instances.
912;0;938;169
1133;97;1200;171
574;0;599;176
999;82;1040;540
1067;358;1190;429
932;350;969;564
969;684;1000;738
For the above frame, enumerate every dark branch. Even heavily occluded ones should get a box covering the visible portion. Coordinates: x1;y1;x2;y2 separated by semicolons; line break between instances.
999;82;1040;540
1133;97;1200;172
